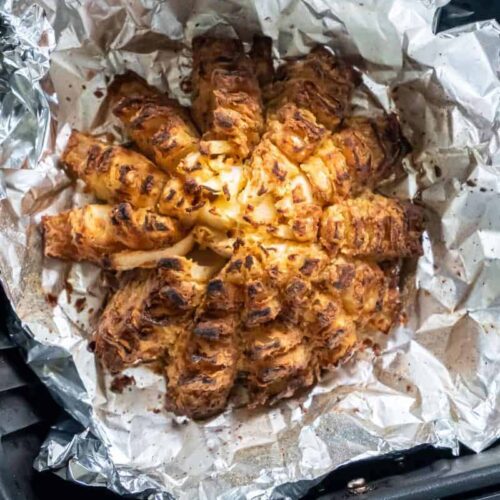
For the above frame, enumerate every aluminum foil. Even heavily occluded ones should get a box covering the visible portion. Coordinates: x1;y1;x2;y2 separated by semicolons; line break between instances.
1;0;500;498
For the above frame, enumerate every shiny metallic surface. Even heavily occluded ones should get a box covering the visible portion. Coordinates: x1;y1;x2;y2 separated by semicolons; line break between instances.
1;1;500;498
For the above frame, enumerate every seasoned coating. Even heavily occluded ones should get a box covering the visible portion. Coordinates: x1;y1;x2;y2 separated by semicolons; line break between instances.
95;258;216;373
166;273;241;419
240;108;408;237
239;105;324;241
332;114;410;189
165;239;401;417
235;242;398;405
109;55;262;229
42;203;183;265
112;74;199;174
249;35;275;87
44;38;424;419
320;194;424;259
191;36;264;159
240;322;315;406
156;153;245;230
62;131;167;209
266;104;353;204
265;46;361;129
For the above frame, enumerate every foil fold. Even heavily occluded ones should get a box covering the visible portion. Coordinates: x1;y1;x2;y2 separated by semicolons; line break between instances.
1;0;500;498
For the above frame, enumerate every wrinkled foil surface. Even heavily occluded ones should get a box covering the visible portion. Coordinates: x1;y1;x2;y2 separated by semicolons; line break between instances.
1;0;500;498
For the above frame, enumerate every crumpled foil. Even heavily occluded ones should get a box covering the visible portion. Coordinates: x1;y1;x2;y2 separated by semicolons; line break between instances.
1;0;500;498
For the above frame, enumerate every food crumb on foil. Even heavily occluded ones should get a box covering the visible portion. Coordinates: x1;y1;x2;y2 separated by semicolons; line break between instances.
1;1;500;499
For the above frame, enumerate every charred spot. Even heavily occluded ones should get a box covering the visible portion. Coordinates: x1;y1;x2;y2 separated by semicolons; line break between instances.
178;373;215;386
333;264;355;289
246;339;281;360
257;185;267;196
158;257;182;271
119;164;133;183
140;175;155;194
258;366;283;384
111;203;131;225
87;145;102;170
246;307;272;322
268;266;279;278
207;279;224;295
184;178;200;195
244;255;254;269
100;147;114;170
101;255;112;269
165;188;176;201
272;161;287;181
110;375;136;393
227;259;243;273
194;323;221;340
184;161;203;173
299;258;319;276
152;127;172;145
247;281;263;298
285;279;307;297
74;297;86;312
45;294;58;307
162;287;188;308
152;220;167;231
215;113;235;129
185;200;206;212
190;350;217;365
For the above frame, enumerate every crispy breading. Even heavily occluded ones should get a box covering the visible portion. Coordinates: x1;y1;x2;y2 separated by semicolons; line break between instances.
42;203;183;265
95;258;216;373
267;104;353;204
333;114;410;189
62;131;167;208
165;275;241;419
265;46;361;129
156;153;245;230
112;74;199;174
191;36;264;160
165;239;400;416
44;38;424;419
320;193;424;259
239;106;321;240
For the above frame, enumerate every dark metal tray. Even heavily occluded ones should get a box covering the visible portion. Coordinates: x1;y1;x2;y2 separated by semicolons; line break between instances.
1;1;499;498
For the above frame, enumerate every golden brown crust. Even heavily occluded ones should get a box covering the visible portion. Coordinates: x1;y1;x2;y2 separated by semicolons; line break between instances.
239;105;326;241
191;36;264;160
42;203;183;265
62;131;167;208
320;193;424;259
45;39;424;420
265;46;361;130
112;74;199;174
165;238;401;417
95;258;214;373
333;114;410;190
165;277;241;419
